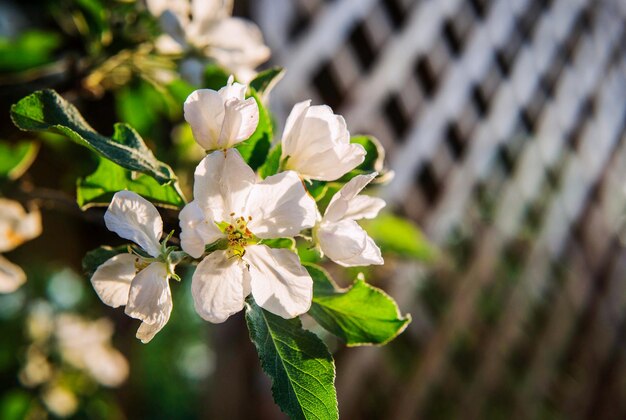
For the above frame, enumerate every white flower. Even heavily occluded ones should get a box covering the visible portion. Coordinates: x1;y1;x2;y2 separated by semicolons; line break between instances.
55;314;129;387
91;191;174;343
281;100;366;181
184;77;259;151
180;148;317;323
0;198;41;293
147;0;270;84
315;173;385;267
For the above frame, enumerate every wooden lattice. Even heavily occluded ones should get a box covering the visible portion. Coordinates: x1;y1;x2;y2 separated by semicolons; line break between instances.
251;0;626;418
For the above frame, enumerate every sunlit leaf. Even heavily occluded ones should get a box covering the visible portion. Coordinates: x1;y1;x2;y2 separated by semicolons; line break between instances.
339;135;389;182
306;264;411;346
77;157;185;210
361;213;437;262
11;89;177;184
245;298;338;420
249;67;284;98
0;141;38;181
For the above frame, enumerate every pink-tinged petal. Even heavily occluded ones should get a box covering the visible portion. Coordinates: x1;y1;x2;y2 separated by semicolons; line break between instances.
179;201;224;258
124;262;172;343
244;245;312;318
90;253;137;308
104;191;163;258
218;97;259;148
0;255;26;293
317;219;383;267
184;89;226;150
191;250;250;323
246;171;317;239
193;149;255;222
324;173;385;222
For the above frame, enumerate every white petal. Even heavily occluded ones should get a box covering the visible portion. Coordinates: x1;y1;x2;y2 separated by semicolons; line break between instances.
205;18;271;77
184;89;226;150
104;191;163;258
317;219;383;267
218;97;259;148
90;254;137;308
218;78;247;101
159;9;189;47
246;171;317;239
0;199;41;252
125;262;172;343
192;250;250;323
146;0;189;18
179;201;224;258
193;149;255;222
192;0;232;26
324;173;385;222
155;34;185;55
0;254;26;293
280;105;365;181
244;245;312;318
84;346;129;387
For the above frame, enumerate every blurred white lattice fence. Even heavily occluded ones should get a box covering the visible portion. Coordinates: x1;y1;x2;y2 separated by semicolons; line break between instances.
251;0;626;418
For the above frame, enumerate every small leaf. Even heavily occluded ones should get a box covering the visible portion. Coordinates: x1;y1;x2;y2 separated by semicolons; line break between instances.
361;213;437;262
0;141;38;181
249;67;285;97
339;135;390;182
82;245;128;279
11;89;177;184
236;90;271;170
258;144;282;179
77;156;185;209
260;237;295;251
203;64;230;90
245;298;338;420
306;264;411;346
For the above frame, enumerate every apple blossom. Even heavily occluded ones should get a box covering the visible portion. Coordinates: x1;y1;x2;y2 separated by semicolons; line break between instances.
280;100;366;181
315;173;385;267
0;198;41;293
179;148;317;323
147;0;270;84
184;77;259;151
91;191;177;343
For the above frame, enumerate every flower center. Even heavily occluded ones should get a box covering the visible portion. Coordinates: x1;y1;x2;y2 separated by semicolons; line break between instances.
224;215;254;257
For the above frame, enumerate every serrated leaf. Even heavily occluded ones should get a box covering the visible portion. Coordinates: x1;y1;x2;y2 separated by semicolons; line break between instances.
236;90;271;170
258;144;282;179
10;89;176;184
361;213;437;262
82;245;128;279
245;298;338;420
77;156;185;209
249;67;284;97
306;264;411;346
0;141;38;181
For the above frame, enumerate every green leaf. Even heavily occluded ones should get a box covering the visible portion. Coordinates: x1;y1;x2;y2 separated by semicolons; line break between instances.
245;298;338;420
236;90;271;170
361;213;437;262
0;30;61;73
249;67;285;97
258;144;282;179
260;237;296;251
339;135;390;182
306;264;411;346
77;156;185;209
82;245;128;279
0;141;38;181
203;64;230;90
10;89;177;184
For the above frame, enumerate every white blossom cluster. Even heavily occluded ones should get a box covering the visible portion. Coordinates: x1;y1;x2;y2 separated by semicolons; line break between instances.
146;0;270;85
91;78;386;343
